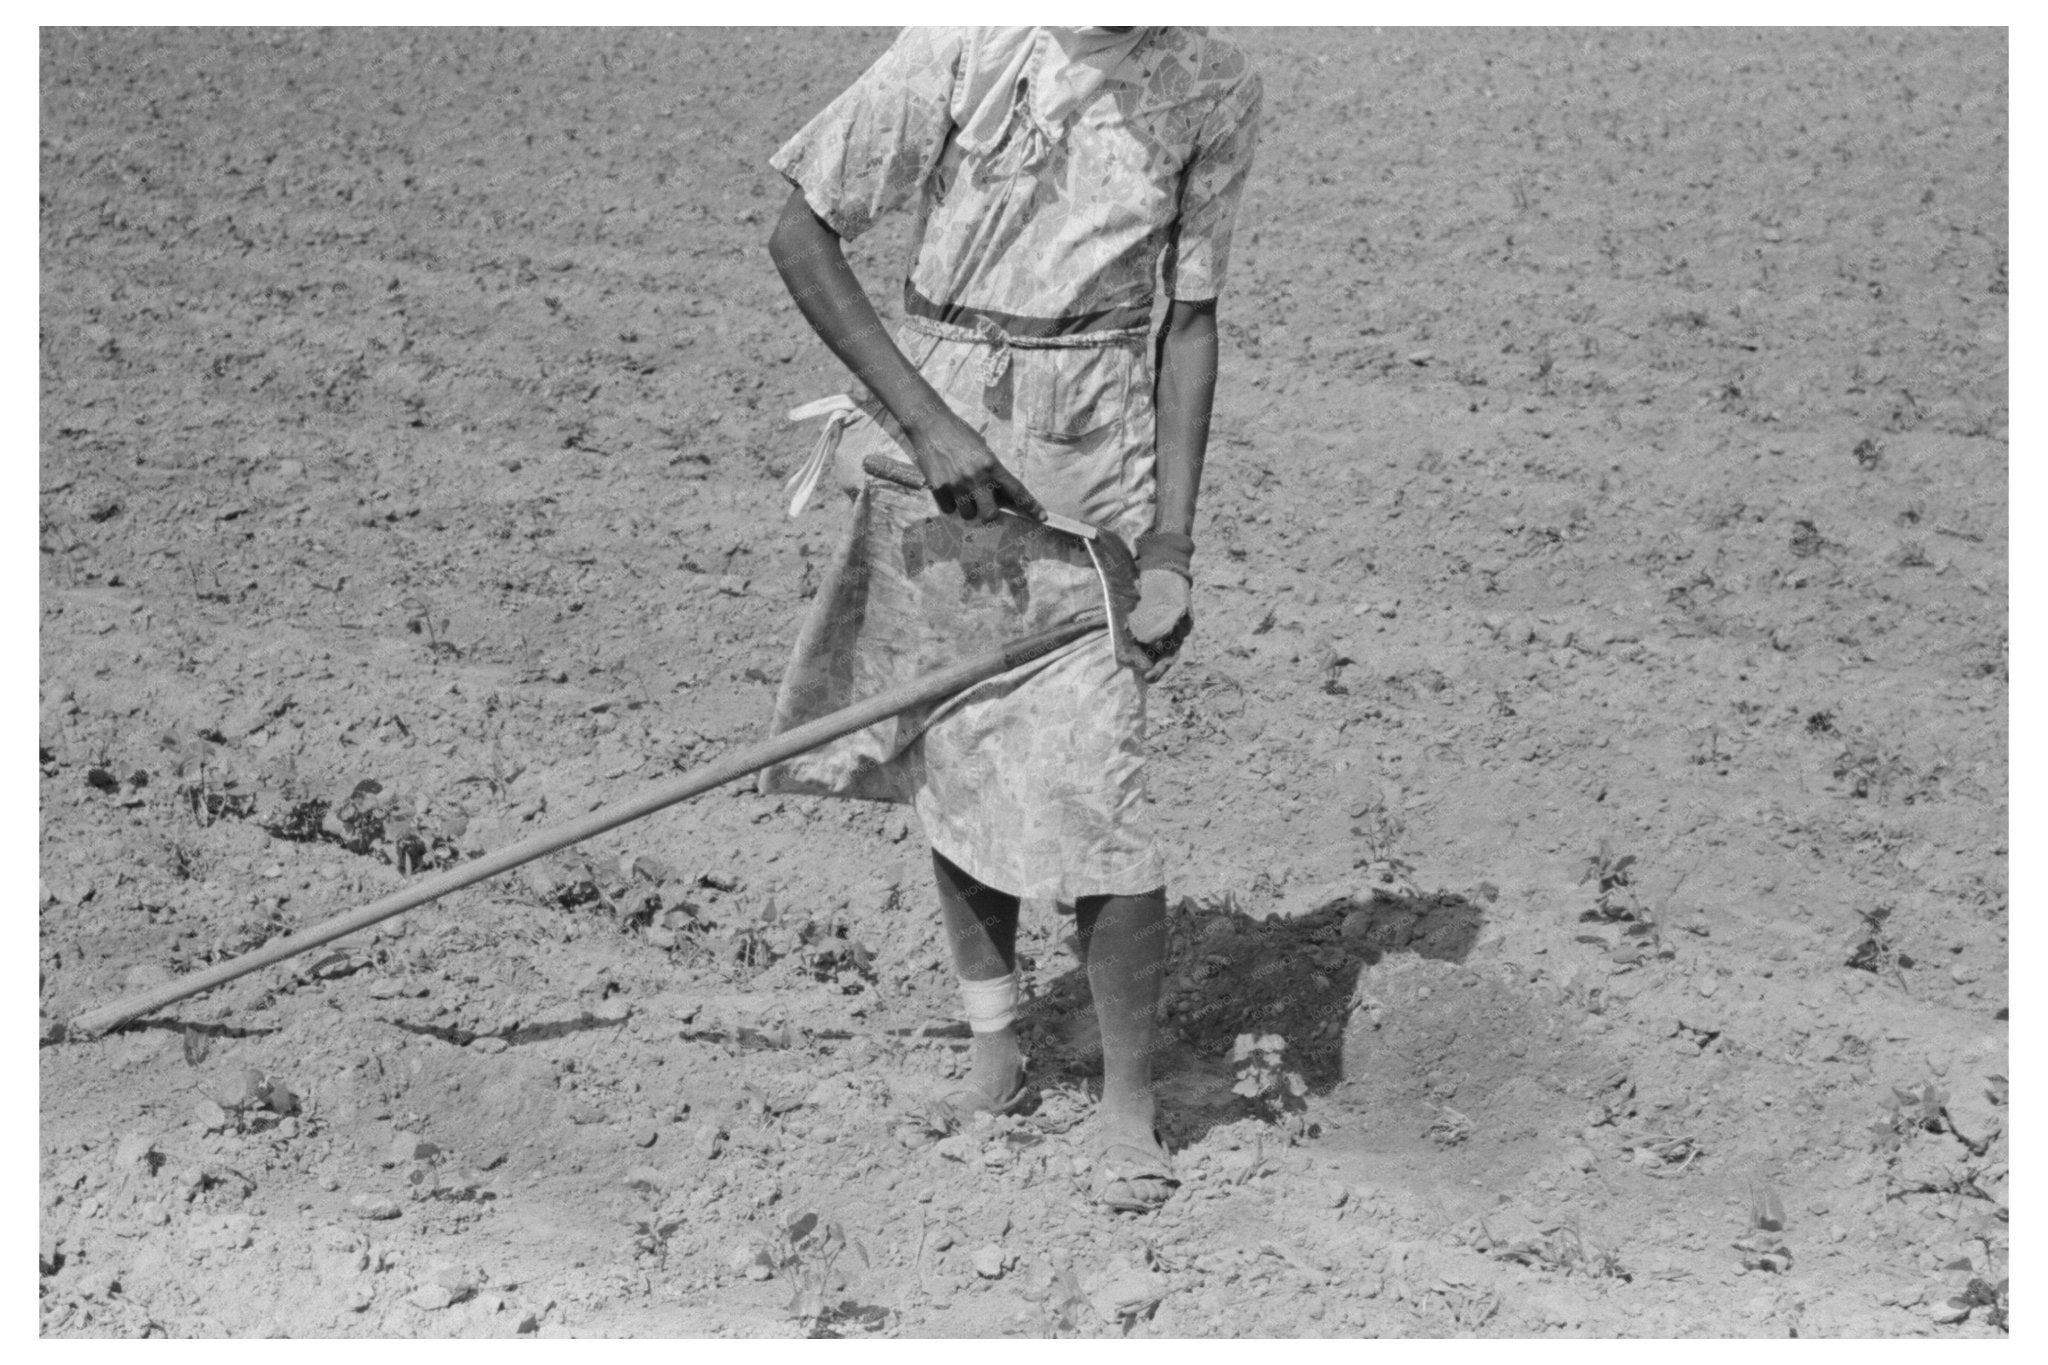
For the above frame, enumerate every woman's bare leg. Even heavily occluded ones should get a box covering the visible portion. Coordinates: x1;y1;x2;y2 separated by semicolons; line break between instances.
1075;887;1168;1151
933;850;1024;1102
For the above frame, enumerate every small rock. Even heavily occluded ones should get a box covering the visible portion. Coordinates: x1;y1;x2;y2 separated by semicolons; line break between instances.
565;1100;606;1126
972;1245;1007;1279
429;1262;474;1295
469;1036;509;1055
631;1124;659;1149
745;1261;773;1282
409;1284;456;1312
1091;1262;1168;1324
933;1134;974;1163
388;1135;440;1167
804;1076;855;1108
349;1194;402;1221
193;1098;229;1133
930;1227;957;1252
115;1133;159;1172
1926;1300;1971;1325
186;1213;254;1251
1944;1080;2003;1145
1565;1146;1597;1173
693;1124;726;1160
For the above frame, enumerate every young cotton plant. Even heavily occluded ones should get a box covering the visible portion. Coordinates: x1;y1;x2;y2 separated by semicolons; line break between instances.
620;1167;689;1268
772;1212;887;1337
1231;1032;1306;1121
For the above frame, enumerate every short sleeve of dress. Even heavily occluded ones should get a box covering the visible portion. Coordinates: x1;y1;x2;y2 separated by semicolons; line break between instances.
768;27;963;243
1164;57;1263;303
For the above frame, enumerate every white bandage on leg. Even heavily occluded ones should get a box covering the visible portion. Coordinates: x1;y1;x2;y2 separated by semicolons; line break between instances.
957;972;1019;1034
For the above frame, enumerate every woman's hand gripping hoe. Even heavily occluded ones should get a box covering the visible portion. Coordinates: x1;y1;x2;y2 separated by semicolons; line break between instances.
859;451;1148;671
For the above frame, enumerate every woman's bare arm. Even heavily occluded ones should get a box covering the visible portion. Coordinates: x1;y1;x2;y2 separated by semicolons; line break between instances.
768;187;1041;523
1122;297;1216;678
1151;298;1218;541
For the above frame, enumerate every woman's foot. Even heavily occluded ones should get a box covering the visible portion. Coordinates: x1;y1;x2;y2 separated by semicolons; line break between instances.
1090;1111;1177;1214
968;1027;1025;1103
933;1027;1031;1123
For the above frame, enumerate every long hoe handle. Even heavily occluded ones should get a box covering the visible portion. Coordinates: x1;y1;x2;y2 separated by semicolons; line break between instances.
67;612;1105;1039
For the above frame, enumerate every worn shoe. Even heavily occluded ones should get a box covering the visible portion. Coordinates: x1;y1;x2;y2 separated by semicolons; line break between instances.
1090;1132;1179;1214
926;1069;1036;1131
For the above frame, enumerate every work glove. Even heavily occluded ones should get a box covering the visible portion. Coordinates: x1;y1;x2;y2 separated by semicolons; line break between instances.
1127;568;1192;683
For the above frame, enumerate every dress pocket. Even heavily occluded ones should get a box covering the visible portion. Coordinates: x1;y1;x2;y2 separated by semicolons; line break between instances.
1016;345;1134;445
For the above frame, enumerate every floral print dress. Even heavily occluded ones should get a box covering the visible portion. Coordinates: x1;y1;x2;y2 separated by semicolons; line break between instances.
759;26;1260;901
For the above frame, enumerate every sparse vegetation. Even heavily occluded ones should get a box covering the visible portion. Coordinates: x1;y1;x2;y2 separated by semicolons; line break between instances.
1232;1033;1308;1126
1847;902;1915;984
1833;734;1910;800
1733;1183;1792;1272
771;1212;886;1337
1579;839;1639;921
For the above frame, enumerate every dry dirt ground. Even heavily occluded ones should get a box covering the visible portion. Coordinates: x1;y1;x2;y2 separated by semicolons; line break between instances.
38;27;2008;1338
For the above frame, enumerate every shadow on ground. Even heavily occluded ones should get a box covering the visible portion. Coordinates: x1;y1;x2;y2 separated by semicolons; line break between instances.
1016;885;1486;1146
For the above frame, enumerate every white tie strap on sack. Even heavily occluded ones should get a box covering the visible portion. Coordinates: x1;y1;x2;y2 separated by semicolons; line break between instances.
784;394;867;517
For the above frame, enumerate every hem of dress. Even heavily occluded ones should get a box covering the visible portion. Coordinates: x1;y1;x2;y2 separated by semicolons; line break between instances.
923;825;1166;903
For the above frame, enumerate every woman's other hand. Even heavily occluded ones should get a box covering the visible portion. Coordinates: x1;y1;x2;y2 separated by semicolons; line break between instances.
1126;568;1192;681
905;407;1045;525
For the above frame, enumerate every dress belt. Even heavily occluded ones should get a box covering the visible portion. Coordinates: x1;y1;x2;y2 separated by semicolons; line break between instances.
902;283;1149;386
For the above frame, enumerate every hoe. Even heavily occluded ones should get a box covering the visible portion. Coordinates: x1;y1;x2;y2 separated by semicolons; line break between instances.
68;468;1137;1040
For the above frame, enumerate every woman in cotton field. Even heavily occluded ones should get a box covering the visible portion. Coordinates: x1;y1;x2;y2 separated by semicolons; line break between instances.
762;26;1260;1213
